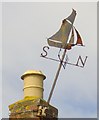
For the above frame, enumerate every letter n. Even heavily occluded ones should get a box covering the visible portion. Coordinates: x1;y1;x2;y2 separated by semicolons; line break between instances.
76;56;88;67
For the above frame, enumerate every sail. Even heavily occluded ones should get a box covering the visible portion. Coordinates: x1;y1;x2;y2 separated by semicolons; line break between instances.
66;9;76;24
74;28;83;46
47;9;77;49
47;20;72;49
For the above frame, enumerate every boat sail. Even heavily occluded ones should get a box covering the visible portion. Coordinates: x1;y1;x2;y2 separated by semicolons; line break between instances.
47;9;83;50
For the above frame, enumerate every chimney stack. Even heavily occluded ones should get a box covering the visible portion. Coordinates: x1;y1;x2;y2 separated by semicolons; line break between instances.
21;70;46;99
9;70;58;119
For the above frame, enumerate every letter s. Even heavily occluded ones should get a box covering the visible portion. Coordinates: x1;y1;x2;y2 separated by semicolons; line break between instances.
41;46;49;57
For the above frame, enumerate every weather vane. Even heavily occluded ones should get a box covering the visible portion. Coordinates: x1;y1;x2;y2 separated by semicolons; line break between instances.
41;9;88;104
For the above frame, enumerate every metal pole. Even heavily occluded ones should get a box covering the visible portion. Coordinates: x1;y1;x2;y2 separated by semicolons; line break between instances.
47;48;67;103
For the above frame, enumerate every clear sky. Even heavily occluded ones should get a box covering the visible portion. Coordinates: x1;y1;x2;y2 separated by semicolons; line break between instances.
2;2;97;118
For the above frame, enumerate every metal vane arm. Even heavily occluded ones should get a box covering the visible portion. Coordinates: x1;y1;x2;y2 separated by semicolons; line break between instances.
47;48;67;103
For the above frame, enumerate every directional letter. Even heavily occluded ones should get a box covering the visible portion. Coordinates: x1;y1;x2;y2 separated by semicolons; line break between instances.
76;56;88;67
41;46;49;57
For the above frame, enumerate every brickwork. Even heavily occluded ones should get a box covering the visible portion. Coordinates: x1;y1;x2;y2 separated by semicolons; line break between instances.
9;97;58;119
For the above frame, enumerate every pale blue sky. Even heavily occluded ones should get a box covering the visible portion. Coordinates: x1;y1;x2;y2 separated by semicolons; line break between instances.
2;2;97;118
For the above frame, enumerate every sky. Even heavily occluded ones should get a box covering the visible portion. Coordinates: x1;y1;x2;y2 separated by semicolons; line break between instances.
2;2;97;118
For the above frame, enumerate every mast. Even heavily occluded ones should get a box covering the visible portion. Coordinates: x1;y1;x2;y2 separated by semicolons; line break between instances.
47;48;67;103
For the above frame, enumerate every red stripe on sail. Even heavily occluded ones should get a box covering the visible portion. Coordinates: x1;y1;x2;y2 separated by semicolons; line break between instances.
75;28;83;46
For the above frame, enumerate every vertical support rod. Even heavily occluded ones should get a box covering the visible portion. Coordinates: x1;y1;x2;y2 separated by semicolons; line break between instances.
47;48;67;103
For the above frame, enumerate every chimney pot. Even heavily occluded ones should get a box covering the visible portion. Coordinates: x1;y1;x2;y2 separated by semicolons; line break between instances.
21;70;46;99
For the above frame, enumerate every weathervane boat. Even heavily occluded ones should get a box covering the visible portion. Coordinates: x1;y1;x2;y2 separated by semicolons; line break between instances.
47;9;83;50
